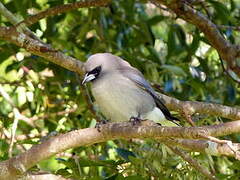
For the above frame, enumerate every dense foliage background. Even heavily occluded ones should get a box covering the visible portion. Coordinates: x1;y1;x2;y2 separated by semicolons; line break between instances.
0;0;240;179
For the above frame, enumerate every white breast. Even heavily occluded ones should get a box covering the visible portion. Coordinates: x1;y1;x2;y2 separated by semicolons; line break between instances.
91;73;155;122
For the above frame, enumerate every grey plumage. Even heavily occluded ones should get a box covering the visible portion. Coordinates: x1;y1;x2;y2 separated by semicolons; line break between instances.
82;53;179;126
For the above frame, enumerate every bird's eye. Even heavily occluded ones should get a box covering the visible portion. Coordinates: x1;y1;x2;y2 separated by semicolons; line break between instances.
89;66;102;76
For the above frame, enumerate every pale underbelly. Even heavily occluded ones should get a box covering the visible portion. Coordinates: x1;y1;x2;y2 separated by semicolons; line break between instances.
92;80;155;122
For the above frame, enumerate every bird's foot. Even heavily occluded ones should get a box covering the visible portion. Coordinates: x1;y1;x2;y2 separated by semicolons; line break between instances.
95;119;108;132
129;116;142;126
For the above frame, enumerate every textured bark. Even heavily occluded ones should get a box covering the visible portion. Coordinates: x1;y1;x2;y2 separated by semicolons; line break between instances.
0;121;239;179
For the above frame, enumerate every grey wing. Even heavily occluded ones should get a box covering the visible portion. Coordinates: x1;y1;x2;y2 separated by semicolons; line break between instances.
120;67;179;122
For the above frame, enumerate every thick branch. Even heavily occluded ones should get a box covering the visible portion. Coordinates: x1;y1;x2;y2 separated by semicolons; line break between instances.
151;0;240;76
0;121;240;179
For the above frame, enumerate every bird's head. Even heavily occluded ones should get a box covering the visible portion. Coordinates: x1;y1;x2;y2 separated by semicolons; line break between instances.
82;53;130;84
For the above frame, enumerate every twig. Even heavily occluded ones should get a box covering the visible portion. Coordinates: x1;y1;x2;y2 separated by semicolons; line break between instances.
167;145;217;180
0;84;15;106
200;135;240;160
0;2;40;40
0;85;34;156
220;57;240;84
16;0;110;27
217;25;240;32
161;138;240;158
182;107;196;126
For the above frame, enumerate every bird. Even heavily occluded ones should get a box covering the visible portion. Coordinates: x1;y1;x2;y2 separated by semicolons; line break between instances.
82;53;179;126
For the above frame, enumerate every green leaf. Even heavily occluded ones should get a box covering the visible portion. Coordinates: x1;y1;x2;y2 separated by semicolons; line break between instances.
147;15;165;26
161;65;187;76
209;0;231;24
115;148;136;161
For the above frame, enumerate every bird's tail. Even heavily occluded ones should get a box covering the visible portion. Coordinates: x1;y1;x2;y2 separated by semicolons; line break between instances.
145;107;180;127
155;98;180;126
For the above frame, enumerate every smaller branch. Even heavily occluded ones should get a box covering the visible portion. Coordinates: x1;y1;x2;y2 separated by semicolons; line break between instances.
0;84;15;106
8;109;20;157
0;81;22;86
0;2;40;40
217;25;240;32
220;57;240;83
0;85;34;156
162;138;240;158
150;1;169;12
16;0;110;28
167;146;216;180
182;108;196;126
200;135;240;160
0;85;34;126
0;2;19;25
159;93;240;121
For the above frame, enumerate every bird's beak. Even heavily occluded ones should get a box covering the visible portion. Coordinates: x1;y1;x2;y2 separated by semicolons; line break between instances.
82;73;96;84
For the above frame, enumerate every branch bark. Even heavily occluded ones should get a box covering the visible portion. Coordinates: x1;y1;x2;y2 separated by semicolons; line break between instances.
162;138;240;158
0;27;85;75
159;94;240;121
16;0;110;27
151;0;240;77
0;121;240;179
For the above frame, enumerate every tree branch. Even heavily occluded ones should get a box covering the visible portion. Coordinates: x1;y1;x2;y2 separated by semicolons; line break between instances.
162;138;240;158
167;146;216;180
0;2;40;40
0;27;85;75
159;94;240;121
16;0;110;27
151;0;240;77
0;121;239;179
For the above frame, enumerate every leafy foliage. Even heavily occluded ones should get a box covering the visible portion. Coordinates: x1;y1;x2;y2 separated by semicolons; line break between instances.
0;0;240;179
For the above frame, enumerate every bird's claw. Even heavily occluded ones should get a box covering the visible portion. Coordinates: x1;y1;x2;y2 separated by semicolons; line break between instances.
129;116;142;125
95;119;108;132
